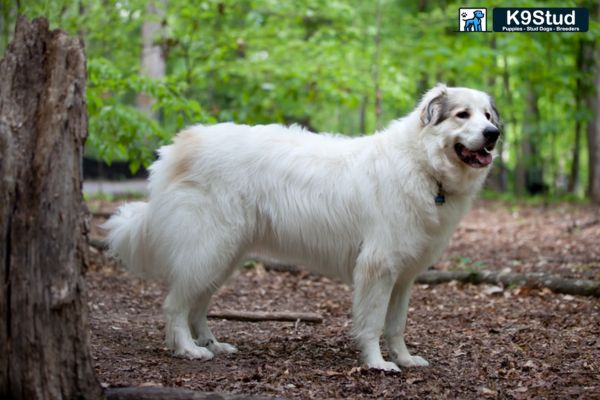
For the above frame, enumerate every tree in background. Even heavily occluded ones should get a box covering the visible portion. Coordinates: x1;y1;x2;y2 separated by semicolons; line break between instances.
137;0;166;117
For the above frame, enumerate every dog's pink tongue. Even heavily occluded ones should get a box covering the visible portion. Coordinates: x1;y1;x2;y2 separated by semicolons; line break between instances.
461;146;492;167
475;150;492;166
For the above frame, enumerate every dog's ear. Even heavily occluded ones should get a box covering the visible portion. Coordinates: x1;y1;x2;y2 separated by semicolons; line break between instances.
489;96;503;133
420;85;448;126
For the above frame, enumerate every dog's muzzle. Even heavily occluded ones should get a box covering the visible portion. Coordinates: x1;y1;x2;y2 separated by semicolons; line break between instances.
454;128;500;169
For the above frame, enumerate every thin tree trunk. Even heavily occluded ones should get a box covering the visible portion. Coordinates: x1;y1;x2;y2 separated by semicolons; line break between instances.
137;1;166;117
587;1;600;203
415;0;428;97
502;55;519;194
0;17;102;399
518;84;542;195
372;0;382;130
569;39;585;193
359;95;368;133
487;36;507;192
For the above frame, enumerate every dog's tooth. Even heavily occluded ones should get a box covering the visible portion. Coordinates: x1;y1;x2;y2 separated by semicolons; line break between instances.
483;147;492;154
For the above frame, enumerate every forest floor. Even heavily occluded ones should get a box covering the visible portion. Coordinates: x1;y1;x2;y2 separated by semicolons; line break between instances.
86;200;600;399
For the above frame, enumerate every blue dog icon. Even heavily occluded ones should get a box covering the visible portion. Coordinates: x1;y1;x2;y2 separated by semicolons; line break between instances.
463;10;485;31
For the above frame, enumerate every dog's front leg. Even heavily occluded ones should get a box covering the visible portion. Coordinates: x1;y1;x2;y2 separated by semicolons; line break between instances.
352;262;399;372
384;279;429;367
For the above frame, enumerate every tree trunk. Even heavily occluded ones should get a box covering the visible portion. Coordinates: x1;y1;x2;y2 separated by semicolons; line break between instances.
0;17;102;399
486;36;507;192
518;84;543;195
372;0;382;130
587;1;600;204
501;54;517;193
359;95;368;134
415;0;429;97
137;1;166;117
569;38;586;193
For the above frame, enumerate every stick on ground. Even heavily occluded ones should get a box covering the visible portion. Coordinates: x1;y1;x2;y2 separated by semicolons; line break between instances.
208;310;323;323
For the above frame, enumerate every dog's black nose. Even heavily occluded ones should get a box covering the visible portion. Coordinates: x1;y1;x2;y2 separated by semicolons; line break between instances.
483;127;500;143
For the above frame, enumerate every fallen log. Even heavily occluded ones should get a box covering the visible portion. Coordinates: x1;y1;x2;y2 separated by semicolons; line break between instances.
416;270;600;297
567;218;600;233
208;310;323;323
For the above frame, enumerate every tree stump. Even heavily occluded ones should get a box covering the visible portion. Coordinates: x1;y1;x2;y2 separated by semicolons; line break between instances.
0;17;102;399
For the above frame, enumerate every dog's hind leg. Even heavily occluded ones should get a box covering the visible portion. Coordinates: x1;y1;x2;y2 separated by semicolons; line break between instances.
384;279;429;367
352;253;399;372
164;243;243;360
155;190;249;360
164;287;214;360
188;270;239;355
160;221;246;359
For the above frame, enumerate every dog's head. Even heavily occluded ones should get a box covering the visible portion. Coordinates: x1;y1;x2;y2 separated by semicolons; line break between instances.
473;10;485;19
418;84;501;172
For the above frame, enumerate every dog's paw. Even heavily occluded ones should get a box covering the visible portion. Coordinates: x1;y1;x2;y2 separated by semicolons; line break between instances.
208;341;238;355
395;355;429;368
174;345;214;360
366;360;401;372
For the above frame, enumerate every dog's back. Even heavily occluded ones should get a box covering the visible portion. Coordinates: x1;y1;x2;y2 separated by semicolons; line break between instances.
138;123;382;282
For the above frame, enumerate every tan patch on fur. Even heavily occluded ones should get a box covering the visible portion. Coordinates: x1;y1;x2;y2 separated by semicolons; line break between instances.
169;129;200;183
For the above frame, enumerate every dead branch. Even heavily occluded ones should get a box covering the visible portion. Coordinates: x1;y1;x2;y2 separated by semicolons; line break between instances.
208;310;323;323
106;386;278;400
416;270;600;297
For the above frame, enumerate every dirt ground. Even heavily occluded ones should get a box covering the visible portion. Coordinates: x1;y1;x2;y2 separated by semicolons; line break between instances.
87;200;600;399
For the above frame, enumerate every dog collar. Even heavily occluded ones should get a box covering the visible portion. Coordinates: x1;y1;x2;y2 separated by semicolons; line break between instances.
435;181;445;205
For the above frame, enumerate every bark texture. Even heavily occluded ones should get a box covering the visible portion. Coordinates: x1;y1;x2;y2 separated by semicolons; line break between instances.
0;17;102;399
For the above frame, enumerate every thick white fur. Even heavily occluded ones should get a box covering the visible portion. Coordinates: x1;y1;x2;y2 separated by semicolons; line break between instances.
104;85;499;371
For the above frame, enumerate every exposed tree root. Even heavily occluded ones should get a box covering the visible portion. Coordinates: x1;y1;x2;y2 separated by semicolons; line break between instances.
416;270;600;297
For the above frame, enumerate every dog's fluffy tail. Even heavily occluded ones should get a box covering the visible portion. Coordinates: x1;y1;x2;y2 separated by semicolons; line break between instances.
103;202;160;279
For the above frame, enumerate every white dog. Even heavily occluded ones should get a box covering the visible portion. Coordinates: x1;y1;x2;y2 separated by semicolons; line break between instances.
104;84;500;372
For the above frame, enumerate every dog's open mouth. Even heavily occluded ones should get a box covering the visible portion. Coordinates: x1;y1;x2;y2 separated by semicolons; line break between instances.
454;143;493;168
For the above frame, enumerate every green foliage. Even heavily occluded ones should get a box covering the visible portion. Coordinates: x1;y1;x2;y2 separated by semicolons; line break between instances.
1;0;599;189
86;57;211;170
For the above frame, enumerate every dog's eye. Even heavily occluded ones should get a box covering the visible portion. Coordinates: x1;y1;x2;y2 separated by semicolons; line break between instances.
456;111;470;119
485;112;491;120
